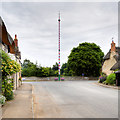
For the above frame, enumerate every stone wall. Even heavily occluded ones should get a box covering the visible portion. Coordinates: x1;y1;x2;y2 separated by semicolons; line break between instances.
102;51;116;75
23;76;98;81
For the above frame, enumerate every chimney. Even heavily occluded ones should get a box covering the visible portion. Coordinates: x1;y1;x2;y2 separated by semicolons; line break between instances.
14;34;18;47
111;40;116;52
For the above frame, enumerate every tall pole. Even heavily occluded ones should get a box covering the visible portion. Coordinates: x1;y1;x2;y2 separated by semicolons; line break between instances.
58;12;61;81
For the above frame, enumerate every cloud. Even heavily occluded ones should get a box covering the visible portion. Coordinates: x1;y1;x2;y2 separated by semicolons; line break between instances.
1;2;118;67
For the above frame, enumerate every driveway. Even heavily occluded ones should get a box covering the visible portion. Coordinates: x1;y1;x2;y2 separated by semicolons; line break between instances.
30;80;118;118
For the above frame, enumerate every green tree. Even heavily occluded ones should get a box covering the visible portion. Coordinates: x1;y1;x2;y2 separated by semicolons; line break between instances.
61;63;67;75
68;42;104;77
22;59;57;77
22;59;38;76
52;62;58;71
61;63;72;76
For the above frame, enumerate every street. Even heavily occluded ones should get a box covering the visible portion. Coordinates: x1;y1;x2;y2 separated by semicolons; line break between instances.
31;80;118;118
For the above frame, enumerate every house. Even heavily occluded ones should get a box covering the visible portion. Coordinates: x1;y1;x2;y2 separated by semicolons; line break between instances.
0;17;21;90
102;40;120;75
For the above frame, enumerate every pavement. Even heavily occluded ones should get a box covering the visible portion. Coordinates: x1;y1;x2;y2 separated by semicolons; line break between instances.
96;82;120;89
2;83;33;118
1;81;118;119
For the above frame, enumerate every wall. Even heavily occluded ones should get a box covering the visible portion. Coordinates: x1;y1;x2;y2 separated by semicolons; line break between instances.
9;54;21;90
102;51;116;75
23;76;98;81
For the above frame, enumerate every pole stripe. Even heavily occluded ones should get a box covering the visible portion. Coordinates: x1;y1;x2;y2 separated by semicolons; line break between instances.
58;12;61;80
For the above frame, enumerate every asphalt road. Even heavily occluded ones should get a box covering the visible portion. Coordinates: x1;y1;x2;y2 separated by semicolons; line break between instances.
30;81;118;118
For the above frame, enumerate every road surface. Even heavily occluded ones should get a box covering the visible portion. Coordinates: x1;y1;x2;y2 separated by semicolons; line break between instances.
30;81;118;118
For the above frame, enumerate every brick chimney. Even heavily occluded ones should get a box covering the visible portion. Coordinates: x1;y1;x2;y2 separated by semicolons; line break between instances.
14;34;18;47
111;40;116;52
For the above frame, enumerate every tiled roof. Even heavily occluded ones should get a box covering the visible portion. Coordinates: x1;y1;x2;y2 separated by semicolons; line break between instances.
0;17;14;45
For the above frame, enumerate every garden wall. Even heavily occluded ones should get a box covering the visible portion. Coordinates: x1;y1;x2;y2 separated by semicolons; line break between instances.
23;76;98;81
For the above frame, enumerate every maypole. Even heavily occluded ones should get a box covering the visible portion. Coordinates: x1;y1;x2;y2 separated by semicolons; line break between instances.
58;12;61;81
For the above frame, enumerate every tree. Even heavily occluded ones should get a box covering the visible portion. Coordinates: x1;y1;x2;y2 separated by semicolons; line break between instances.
22;59;38;76
68;42;104;77
22;59;57;77
61;63;67;75
61;63;72;76
51;62;59;76
52;62;58;71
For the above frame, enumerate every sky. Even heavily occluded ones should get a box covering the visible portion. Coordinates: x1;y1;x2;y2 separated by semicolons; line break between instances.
0;1;118;67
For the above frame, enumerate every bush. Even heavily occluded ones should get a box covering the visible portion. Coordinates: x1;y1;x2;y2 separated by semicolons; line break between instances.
2;78;14;100
98;72;107;83
1;50;21;78
54;78;58;81
1;50;20;101
99;76;107;83
105;73;116;85
5;91;14;101
61;78;64;81
0;95;6;105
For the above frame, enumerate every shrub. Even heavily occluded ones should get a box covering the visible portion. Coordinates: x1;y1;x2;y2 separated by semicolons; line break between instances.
0;95;6;105
99;76;107;83
105;73;116;85
54;78;58;81
2;78;14;100
1;49;21;78
61;78;64;81
1;50;21;101
98;72;107;83
5;91;14;101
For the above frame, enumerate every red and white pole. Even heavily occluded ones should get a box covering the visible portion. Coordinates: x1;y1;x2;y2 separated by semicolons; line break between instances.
58;12;61;81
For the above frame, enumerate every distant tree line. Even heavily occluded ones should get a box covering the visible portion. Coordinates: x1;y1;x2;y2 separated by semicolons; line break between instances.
22;42;104;77
22;60;59;77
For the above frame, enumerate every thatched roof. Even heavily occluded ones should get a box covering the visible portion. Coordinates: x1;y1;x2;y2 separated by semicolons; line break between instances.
115;70;120;73
104;47;120;61
103;50;110;60
110;61;120;70
104;47;120;71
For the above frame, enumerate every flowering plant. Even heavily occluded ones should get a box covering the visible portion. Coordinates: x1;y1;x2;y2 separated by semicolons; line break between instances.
2;78;14;100
1;50;21;100
61;78;64;81
98;75;107;83
54;78;58;81
0;95;6;105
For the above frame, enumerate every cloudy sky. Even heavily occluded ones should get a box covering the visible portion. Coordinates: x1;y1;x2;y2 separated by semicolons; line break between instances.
0;1;118;67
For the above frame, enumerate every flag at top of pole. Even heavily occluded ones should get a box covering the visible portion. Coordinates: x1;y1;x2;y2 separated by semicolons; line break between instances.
58;12;61;81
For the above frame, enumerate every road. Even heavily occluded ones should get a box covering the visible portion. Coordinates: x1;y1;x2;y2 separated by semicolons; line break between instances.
30;81;118;118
